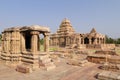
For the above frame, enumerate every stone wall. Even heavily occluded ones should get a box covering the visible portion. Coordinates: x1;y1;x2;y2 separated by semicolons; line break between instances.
1;29;21;64
86;44;101;49
86;44;115;49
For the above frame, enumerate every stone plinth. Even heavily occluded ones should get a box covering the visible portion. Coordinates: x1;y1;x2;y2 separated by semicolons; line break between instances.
21;52;40;69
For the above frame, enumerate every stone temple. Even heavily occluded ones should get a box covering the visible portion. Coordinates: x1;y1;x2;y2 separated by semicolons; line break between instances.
50;18;106;49
1;25;56;73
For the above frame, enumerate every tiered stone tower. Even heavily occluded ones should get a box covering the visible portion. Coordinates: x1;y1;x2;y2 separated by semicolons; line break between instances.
57;18;75;35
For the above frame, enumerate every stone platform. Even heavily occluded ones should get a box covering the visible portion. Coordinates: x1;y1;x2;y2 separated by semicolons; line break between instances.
0;58;102;80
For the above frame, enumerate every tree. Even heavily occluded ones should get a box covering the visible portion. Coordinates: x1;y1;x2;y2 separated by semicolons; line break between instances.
105;35;115;44
40;38;44;45
115;38;120;44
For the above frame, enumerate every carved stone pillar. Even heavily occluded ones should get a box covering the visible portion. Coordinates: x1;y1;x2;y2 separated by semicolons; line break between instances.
8;32;11;52
98;38;100;44
52;38;55;46
79;37;81;44
31;31;39;53
103;38;105;44
5;32;9;53
38;35;40;51
44;33;49;52
1;33;5;52
16;31;20;53
82;38;84;44
3;32;7;52
55;37;57;46
89;38;91;44
21;33;26;52
94;38;97;44
11;31;16;53
51;38;53;46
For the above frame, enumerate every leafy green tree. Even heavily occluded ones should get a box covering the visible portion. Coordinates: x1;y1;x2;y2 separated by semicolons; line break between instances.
40;38;44;45
105;35;115;44
115;38;120;44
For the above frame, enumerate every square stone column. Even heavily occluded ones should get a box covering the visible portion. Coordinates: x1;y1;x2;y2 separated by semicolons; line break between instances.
21;33;26;52
44;33;49;52
82;38;84;44
94;38;97;44
11;31;16;53
1;32;4;52
89;38;91;44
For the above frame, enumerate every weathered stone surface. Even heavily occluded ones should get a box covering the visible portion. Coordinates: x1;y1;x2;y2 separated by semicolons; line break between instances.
39;54;56;71
95;50;117;55
67;59;89;67
97;71;120;80
16;64;32;73
1;25;55;73
0;59;101;80
87;54;120;64
99;63;120;72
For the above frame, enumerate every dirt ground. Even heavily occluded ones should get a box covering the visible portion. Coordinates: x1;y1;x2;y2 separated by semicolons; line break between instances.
0;58;102;80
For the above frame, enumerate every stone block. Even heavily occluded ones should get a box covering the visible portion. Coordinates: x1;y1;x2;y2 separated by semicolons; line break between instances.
16;65;32;73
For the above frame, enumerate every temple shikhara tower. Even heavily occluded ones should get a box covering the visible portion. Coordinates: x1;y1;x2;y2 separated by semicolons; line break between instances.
50;18;106;49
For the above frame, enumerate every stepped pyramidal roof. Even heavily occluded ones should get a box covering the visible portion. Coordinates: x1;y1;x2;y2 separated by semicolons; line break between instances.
57;18;75;34
90;28;97;33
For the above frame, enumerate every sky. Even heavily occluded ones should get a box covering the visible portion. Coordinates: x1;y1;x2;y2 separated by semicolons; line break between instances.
0;0;120;38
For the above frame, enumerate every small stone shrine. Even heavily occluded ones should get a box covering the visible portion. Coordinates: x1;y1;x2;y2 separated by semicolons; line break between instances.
1;25;55;73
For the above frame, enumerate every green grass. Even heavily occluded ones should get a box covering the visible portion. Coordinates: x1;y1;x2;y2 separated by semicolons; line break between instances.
40;45;44;51
40;45;59;52
49;47;58;51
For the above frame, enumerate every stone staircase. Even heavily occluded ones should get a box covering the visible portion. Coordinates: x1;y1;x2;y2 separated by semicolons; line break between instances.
16;52;56;73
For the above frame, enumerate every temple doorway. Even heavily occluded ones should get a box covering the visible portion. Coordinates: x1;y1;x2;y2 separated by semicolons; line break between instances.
84;37;89;44
91;38;95;44
24;31;32;51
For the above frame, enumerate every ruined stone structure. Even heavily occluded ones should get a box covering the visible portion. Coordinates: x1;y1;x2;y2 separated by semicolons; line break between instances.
50;18;106;49
87;50;120;64
1;25;55;72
